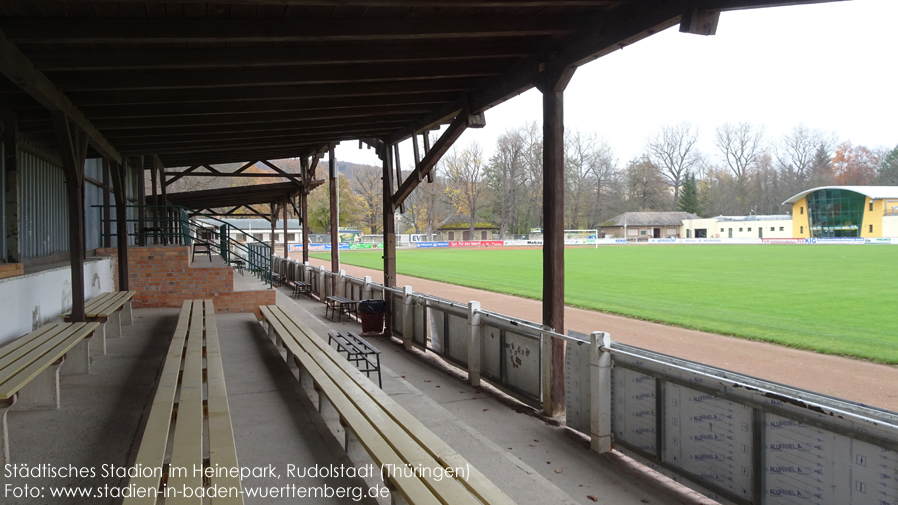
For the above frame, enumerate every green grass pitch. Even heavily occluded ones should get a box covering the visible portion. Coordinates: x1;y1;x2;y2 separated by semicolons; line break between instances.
313;245;898;363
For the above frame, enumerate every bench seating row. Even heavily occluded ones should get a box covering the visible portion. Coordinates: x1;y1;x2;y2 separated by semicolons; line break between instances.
0;322;99;464
260;304;515;505
124;299;243;505
63;290;136;355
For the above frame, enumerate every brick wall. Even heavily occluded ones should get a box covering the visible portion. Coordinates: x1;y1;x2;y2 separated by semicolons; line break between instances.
95;246;274;316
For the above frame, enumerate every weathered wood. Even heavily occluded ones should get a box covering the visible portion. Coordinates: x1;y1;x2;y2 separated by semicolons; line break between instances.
109;160;129;291
393;143;405;214
149;159;158;243
329;144;339;293
301;157;310;265
680;4;720;35
0;263;23;279
382;144;396;337
540;67;574;418
39;1;619;8
0;30;120;163
1;112;18;263
52;112;88;323
282;201;288;259
2;17;574;44
134;157;146;246
102;159;111;247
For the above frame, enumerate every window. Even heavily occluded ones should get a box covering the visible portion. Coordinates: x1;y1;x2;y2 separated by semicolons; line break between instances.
640;230;646;236
870;202;874;211
779;227;784;231
720;228;724;232
739;228;743;232
770;227;775;232
800;226;804;233
800;207;804;215
806;188;865;238
870;224;873;233
747;228;752;232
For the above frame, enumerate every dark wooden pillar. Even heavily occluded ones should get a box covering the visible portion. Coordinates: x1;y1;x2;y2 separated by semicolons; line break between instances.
155;156;168;244
282;200;289;259
110;160;129;291
102;159;111;247
269;201;277;253
329;143;339;293
53;112;88;322
150;159;158;244
136;156;146;246
381;142;396;336
540;67;575;418
2;112;20;263
301;157;310;265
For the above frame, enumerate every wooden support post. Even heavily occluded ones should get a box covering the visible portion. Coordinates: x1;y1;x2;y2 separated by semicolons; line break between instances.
150;158;158;244
53;112;88;322
539;66;575;418
110;160;129;291
102;159;111;248
156;156;168;244
393;143;404;214
283;199;289;259
381;143;396;337
329;143;339;294
270;201;277;253
136;156;146;246
2;112;20;263
301;157;310;265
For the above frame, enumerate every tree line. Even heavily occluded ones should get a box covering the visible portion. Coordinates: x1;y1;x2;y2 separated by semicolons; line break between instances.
337;122;898;238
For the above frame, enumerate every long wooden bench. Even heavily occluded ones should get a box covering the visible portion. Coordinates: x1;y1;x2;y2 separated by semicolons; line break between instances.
0;321;100;464
124;300;243;505
260;304;515;505
63;291;136;356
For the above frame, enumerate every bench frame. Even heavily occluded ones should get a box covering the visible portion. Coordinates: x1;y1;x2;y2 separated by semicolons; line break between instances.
325;295;358;322
62;291;135;356
261;304;515;505
292;280;311;298
0;322;99;464
328;330;382;388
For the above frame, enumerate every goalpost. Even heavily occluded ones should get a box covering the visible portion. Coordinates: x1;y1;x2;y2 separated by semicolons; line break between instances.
563;229;599;249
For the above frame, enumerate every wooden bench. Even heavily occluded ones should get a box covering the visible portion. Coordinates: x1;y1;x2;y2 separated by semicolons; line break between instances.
124;300;243;505
260;304;515;505
325;295;358;322
63;291;136;356
0;322;100;464
291;280;311;298
328;330;382;388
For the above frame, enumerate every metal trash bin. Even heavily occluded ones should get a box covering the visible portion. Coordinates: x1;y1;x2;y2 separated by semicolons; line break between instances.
359;299;387;335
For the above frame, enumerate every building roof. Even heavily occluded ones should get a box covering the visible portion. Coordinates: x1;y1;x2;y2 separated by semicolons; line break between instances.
437;215;497;230
602;212;698;227
783;186;898;205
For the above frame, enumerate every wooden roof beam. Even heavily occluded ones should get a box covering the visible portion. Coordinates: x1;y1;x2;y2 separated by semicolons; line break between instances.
2;17;577;44
46;0;619;6
0;29;121;163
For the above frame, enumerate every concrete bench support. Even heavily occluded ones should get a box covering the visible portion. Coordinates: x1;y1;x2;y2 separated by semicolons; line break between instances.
14;357;64;410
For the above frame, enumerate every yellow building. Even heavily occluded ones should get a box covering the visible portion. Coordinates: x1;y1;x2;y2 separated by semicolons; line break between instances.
784;186;898;238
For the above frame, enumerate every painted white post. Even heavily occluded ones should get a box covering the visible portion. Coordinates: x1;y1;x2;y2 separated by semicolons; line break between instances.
318;266;326;300
541;326;552;411
303;261;310;283
402;286;414;350
590;331;612;453
467;301;482;386
363;276;372;299
0;397;17;465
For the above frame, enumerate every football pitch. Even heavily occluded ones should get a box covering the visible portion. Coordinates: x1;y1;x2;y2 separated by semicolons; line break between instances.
313;245;898;363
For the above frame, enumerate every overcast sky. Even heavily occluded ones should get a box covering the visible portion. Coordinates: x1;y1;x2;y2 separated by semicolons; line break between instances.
334;0;897;169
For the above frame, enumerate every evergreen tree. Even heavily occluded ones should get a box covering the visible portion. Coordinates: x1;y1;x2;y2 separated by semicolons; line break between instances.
678;171;701;216
877;144;898;185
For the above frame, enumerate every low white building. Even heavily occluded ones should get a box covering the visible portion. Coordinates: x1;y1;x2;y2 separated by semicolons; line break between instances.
680;215;793;239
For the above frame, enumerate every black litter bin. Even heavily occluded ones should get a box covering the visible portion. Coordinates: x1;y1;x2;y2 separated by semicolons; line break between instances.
359;299;387;334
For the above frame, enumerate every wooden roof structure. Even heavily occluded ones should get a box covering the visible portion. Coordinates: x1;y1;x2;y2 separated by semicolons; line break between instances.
0;0;839;170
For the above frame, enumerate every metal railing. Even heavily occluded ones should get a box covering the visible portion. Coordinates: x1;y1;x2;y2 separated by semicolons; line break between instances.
93;205;273;287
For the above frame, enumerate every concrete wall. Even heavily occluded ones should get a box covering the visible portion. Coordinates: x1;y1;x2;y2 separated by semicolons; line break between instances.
792;198;810;238
0;257;115;345
96;246;274;317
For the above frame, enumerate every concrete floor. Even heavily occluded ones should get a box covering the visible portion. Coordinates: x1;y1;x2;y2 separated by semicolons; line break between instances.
0;273;712;505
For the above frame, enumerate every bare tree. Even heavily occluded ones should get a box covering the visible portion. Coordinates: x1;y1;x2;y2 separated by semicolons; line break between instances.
350;164;382;233
645;122;701;204
443;142;490;236
775;124;837;190
487;128;526;239
624;156;670;211
715;121;765;182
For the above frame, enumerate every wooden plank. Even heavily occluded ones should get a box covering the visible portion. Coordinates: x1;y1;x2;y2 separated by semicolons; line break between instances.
266;307;482;505
203;300;244;505
260;307;440;505
124;301;191;505
93;291;136;317
167;300;205;505
0;323;98;400
273;307;516;505
0;263;23;279
0;324;61;361
64;292;112;318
